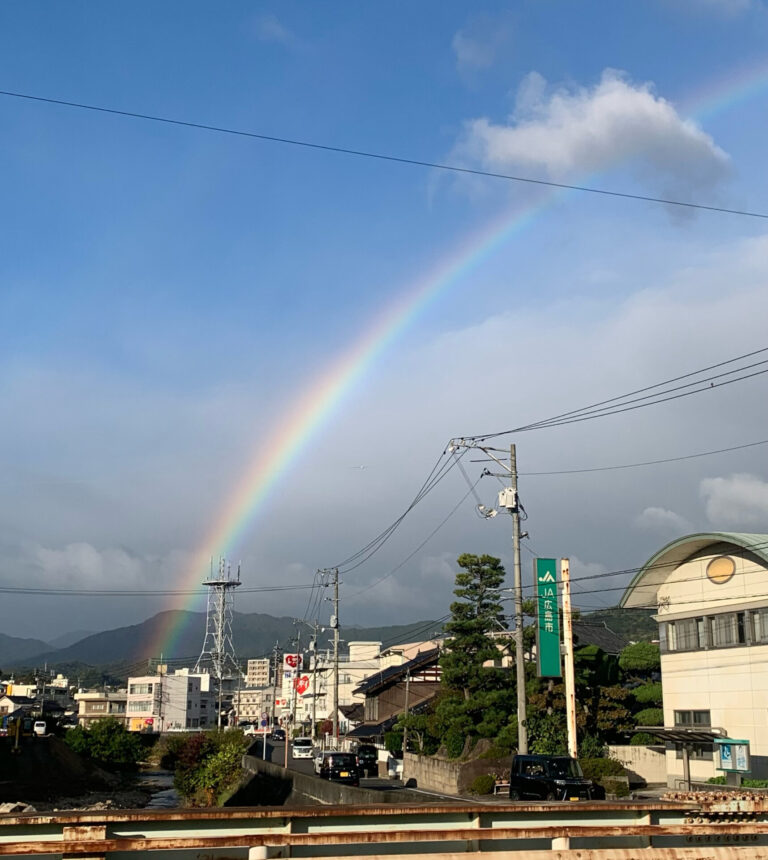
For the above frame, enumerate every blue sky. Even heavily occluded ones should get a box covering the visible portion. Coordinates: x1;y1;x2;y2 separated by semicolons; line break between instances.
2;1;768;642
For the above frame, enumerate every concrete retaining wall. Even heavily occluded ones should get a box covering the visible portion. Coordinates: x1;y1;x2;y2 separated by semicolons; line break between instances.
234;754;426;807
608;745;667;786
403;752;462;794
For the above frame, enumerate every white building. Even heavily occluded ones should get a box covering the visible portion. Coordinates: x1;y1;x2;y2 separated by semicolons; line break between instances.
74;690;127;728
246;658;271;688
126;671;212;732
233;686;274;725
621;532;768;786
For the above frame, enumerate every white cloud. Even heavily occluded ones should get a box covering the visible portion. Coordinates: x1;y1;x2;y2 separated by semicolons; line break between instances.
452;31;495;71
455;69;729;195
635;506;691;533
700;473;768;526
452;16;512;73
255;14;295;46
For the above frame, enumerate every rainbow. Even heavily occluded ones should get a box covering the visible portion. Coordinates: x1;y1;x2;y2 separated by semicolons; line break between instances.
149;61;768;659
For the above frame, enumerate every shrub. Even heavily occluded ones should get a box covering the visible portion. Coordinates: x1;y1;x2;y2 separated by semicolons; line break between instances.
469;774;496;795
633;682;663;706
630;732;658;745
384;730;403;754
601;776;630;797
708;776;768;788
580;757;625;780
172;731;248;805
634;707;664;726
63;718;143;769
579;734;606;759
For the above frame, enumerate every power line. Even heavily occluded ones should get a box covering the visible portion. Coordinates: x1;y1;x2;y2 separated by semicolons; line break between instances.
2;88;768;221
481;437;768;477
464;346;768;440
0;582;317;597
346;474;484;602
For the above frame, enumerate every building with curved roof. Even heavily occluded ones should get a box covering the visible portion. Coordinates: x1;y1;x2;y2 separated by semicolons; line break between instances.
621;533;768;786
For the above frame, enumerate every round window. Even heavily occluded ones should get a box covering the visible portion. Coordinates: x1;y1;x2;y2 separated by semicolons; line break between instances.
706;555;736;585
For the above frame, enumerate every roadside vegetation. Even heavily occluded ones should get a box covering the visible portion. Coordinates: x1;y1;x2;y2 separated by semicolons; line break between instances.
155;730;249;806
64;717;144;770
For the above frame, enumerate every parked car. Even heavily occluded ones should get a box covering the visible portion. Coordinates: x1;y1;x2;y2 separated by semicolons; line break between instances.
318;752;360;786
292;737;314;759
507;755;599;801
356;744;378;777
33;721;47;737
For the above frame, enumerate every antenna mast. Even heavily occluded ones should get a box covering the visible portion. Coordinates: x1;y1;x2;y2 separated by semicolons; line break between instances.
194;557;242;727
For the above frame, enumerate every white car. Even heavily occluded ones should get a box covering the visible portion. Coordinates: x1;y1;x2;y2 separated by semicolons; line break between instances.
292;737;314;759
314;749;335;774
33;721;47;737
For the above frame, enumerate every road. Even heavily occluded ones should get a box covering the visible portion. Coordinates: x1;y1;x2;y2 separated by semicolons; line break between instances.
250;737;400;791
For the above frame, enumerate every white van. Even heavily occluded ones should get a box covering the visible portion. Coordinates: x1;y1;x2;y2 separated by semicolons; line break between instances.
292;737;314;759
33;721;47;737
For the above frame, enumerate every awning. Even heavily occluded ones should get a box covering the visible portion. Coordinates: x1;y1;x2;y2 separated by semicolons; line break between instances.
635;725;727;744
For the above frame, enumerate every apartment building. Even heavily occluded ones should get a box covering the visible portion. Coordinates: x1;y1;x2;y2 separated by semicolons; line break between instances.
74;690;127;728
126;671;211;732
246;658;271;688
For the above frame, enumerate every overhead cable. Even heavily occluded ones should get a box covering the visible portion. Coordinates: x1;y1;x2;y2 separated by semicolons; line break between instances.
2;88;768;221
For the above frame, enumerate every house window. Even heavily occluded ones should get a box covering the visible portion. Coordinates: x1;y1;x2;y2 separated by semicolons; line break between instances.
128;700;153;712
674;710;710;726
673;709;713;760
129;683;153;695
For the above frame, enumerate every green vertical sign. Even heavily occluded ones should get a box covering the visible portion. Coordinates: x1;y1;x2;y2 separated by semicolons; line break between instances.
535;558;562;678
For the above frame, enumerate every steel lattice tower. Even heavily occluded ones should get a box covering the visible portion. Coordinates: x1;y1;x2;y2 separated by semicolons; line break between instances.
194;558;241;682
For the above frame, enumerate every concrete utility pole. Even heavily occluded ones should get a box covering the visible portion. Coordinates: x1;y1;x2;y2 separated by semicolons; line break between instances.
310;620;320;740
401;666;411;783
509;444;528;754
561;558;578;759
450;438;529;754
332;568;340;746
270;641;281;731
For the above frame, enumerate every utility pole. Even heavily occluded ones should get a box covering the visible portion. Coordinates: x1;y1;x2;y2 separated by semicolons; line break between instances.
401;667;411;782
311;620;320;741
561;558;578;759
270;641;281;731
450;438;529;753
332;568;340;746
509;444;528;754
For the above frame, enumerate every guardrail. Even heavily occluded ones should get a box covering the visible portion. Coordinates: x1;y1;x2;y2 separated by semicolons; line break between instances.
0;798;748;858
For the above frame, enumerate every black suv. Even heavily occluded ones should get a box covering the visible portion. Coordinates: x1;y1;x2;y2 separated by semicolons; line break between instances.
319;752;360;786
356;744;378;777
508;755;599;801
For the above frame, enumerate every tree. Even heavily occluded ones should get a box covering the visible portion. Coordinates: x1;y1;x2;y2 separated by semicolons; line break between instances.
619;642;660;676
435;554;511;754
63;717;143;769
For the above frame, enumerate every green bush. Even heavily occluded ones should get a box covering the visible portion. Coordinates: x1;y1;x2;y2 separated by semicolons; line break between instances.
580;757;625;779
708;776;768;788
469;774;496;795
601;776;630;797
384;730;403;754
63;718;143;769
578;734;606;759
634;707;664;726
172;731;248;805
630;732;658;745
633;682;663;706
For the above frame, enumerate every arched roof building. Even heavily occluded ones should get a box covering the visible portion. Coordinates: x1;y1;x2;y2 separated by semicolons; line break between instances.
621;533;768;786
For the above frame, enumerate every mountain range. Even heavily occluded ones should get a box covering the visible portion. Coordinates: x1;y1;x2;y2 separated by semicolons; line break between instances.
0;607;656;675
0;610;442;672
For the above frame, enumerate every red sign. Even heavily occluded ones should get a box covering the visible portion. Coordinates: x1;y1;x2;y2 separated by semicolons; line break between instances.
294;675;310;695
144;719;154;725
284;654;301;669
